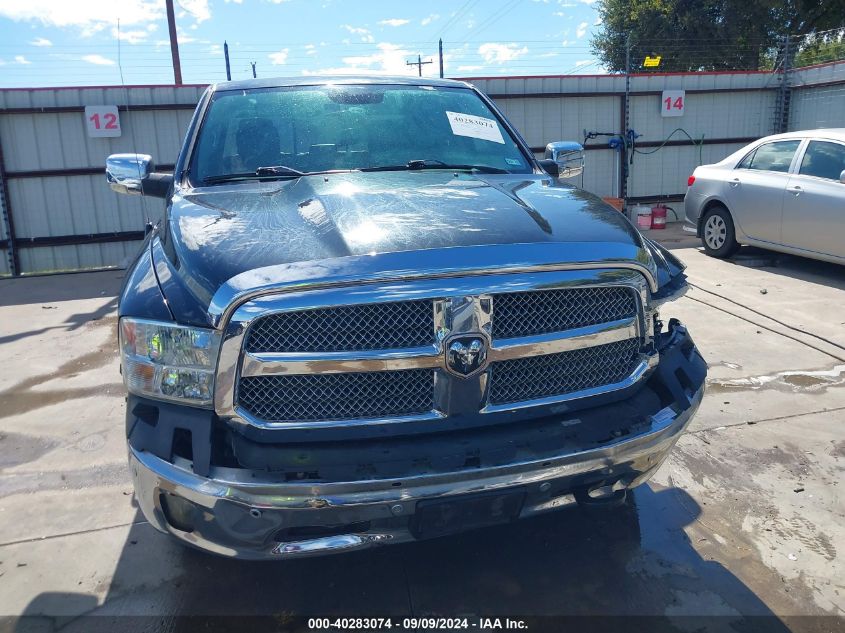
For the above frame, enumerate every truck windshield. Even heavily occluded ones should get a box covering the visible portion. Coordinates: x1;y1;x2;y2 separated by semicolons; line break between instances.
190;84;533;184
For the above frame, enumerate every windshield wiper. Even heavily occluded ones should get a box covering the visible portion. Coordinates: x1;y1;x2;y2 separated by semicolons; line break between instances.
255;165;307;177
361;159;509;174
202;165;307;185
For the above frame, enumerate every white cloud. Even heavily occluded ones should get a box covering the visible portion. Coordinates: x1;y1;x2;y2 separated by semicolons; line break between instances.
178;0;210;22
29;37;52;46
146;23;158;32
537;51;559;58
111;27;149;44
341;24;375;43
378;18;409;27
303;42;434;77
14;55;31;64
421;13;439;26
477;42;528;64
576;21;589;38
268;49;289;65
304;43;317;55
82;53;115;65
575;59;593;66
0;0;165;36
225;0;244;3
456;65;482;71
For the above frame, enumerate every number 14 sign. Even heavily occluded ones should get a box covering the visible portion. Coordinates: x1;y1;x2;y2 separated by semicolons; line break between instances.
84;105;121;138
661;90;685;117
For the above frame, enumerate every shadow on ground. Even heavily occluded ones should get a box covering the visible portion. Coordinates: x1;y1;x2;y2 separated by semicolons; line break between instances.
11;486;796;633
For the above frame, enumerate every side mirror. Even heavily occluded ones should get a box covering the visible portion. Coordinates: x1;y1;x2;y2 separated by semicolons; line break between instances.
840;169;845;184
545;141;585;179
106;153;172;198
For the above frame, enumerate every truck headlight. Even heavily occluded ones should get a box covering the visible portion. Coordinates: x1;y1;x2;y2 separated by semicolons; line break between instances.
119;318;221;407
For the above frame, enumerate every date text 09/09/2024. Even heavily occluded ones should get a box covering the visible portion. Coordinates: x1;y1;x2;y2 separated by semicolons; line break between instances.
308;618;528;630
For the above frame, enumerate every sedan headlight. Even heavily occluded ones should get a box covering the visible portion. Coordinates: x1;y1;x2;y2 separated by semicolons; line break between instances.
119;318;221;407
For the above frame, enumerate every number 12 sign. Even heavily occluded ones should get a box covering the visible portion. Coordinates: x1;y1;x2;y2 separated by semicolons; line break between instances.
661;90;685;117
84;105;121;138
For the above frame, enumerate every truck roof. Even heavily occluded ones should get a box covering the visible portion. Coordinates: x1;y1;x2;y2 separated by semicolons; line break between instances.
211;75;472;92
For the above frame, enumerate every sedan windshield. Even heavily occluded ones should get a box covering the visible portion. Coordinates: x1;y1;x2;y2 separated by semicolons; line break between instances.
190;84;533;184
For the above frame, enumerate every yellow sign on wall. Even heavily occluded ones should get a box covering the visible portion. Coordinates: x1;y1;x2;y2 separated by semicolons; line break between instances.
643;55;662;68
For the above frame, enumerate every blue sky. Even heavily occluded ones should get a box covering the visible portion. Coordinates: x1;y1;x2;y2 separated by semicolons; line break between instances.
0;0;603;88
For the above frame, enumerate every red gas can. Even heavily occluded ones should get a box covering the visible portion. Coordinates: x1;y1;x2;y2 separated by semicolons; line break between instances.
651;204;668;230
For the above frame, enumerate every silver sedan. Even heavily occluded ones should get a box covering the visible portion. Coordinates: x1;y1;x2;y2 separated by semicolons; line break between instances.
684;129;845;263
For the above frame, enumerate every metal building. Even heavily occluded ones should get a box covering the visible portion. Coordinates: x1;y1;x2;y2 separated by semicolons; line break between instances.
1;62;843;276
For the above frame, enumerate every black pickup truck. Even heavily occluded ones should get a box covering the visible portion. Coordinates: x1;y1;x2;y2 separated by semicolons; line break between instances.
107;76;705;558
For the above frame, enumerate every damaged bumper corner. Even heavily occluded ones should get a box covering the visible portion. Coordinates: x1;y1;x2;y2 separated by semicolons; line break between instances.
129;321;705;559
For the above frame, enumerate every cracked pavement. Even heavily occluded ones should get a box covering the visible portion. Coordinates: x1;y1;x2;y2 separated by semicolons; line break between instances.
0;236;842;631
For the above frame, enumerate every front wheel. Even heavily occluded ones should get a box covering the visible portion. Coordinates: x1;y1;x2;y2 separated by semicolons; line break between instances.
701;205;739;258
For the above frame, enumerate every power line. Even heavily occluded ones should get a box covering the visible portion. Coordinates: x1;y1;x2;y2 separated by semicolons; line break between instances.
436;0;483;38
467;0;524;40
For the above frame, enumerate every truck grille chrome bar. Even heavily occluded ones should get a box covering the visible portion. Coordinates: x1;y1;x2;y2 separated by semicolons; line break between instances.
215;269;654;429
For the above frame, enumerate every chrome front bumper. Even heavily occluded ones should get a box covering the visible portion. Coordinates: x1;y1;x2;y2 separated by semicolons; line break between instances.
129;381;703;559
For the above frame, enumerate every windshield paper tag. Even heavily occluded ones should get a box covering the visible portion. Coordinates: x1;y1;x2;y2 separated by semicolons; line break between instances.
446;111;505;144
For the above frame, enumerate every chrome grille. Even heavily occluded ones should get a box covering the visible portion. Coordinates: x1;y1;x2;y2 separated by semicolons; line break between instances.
488;338;642;405
492;287;637;339
245;300;434;353
223;269;651;428
238;369;435;422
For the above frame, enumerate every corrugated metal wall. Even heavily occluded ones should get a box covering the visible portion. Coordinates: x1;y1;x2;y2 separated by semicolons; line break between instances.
1;65;842;276
790;61;845;130
471;71;780;203
0;85;205;276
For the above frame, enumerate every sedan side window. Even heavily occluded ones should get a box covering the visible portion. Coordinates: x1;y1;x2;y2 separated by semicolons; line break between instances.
799;141;845;181
740;140;801;173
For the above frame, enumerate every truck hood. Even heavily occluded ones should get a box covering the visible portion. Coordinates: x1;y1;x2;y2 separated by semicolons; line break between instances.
150;171;683;326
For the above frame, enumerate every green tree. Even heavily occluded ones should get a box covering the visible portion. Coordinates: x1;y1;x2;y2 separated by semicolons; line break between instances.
793;33;845;67
591;0;845;72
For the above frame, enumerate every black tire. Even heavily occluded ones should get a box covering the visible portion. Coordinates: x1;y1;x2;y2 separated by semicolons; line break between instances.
700;205;740;258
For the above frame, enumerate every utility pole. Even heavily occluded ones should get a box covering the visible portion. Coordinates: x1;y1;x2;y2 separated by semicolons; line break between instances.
251;61;257;78
407;54;433;77
438;39;444;78
224;40;231;81
165;0;183;85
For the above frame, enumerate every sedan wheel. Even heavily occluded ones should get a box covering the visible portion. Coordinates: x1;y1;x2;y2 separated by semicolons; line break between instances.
704;214;727;249
700;206;739;258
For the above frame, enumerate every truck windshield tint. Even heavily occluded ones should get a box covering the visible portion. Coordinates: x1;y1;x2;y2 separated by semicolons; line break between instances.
190;84;533;183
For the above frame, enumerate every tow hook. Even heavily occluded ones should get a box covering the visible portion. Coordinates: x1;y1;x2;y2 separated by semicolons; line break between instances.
573;481;629;509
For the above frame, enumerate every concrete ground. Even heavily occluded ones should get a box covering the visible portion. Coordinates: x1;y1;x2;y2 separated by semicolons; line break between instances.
0;231;843;631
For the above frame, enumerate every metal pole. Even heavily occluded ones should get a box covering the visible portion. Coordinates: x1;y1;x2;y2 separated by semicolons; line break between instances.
439;39;444;78
224;41;231;81
622;33;631;202
165;0;183;85
417;54;423;77
251;61;257;78
0;129;18;276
